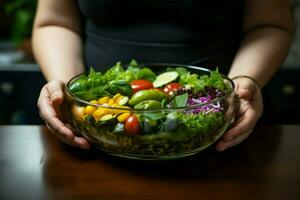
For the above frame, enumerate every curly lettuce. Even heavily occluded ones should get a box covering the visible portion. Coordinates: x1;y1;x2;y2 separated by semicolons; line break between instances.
168;67;226;91
176;112;224;135
69;60;156;100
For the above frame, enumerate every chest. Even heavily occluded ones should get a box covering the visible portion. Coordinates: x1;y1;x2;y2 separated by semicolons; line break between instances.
78;0;244;24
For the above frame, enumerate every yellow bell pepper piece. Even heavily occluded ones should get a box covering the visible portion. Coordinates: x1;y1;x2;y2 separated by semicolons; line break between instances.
85;105;96;115
90;100;98;105
116;96;124;104
108;99;115;106
113;93;122;101
117;113;131;122
98;96;110;104
92;108;106;119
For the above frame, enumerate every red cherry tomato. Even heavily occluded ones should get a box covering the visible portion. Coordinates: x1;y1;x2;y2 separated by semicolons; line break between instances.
163;83;182;94
131;80;153;93
125;115;140;135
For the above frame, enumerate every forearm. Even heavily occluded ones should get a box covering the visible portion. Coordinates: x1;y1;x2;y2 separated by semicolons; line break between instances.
32;26;85;83
228;27;292;88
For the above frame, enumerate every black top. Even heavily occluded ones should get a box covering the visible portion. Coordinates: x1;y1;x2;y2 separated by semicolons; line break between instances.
78;0;244;73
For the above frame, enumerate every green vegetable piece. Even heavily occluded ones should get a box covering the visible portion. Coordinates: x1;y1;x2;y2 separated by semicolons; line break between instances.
96;114;117;126
162;112;180;132
140;116;158;134
128;59;138;68
170;67;226;92
106;80;133;96
103;62;125;82
118;96;129;106
153;71;179;88
209;69;225;90
119;59;140;82
85;115;95;125
172;93;188;108
113;123;125;134
129;89;169;106
69;76;87;93
175;67;199;87
72;91;98;101
173;67;188;77
137;68;157;82
161;99;168;108
176;112;224;135
141;111;165;121
134;100;162;109
100;114;114;121
86;68;106;87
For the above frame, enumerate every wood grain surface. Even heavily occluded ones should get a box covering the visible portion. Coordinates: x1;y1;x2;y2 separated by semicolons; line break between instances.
0;125;300;200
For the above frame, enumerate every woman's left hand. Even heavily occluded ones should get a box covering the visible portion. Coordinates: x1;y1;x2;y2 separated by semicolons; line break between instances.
216;76;263;152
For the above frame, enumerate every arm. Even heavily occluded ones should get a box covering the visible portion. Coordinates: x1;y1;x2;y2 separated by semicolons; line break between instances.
216;0;293;151
33;0;90;149
228;0;293;87
32;0;85;82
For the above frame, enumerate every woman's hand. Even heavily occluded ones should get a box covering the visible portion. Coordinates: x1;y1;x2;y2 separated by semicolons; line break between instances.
37;80;90;149
216;77;263;152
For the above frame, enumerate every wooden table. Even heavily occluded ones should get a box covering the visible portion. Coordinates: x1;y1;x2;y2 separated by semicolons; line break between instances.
0;125;300;200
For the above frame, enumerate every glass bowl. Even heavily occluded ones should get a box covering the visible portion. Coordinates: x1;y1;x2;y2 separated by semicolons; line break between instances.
65;64;236;160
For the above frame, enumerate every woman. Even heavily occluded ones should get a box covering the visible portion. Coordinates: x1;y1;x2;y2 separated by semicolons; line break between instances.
33;0;292;151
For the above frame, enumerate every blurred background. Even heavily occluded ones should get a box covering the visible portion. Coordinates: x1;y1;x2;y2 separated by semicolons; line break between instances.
0;0;299;125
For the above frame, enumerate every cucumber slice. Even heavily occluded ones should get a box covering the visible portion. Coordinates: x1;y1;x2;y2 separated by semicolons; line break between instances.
118;96;129;106
134;100;162;109
100;114;114;121
153;71;179;88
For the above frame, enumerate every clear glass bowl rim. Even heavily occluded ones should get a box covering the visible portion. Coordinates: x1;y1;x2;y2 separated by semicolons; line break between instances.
66;63;235;112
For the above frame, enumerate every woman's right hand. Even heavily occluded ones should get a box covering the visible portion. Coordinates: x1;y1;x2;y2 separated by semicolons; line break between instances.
37;80;90;149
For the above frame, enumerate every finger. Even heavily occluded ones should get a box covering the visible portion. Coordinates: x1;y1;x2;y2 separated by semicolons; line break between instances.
45;123;70;143
216;129;252;152
45;122;73;145
39;81;90;150
47;117;75;141
46;122;90;149
56;132;90;150
65;123;73;130
223;108;257;141
215;107;257;151
45;123;55;134
39;84;81;145
73;137;91;149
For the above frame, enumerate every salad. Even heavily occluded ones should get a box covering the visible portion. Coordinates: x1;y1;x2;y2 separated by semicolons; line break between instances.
67;60;235;158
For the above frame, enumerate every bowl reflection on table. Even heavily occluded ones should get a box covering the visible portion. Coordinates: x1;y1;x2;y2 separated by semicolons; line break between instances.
65;64;236;160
